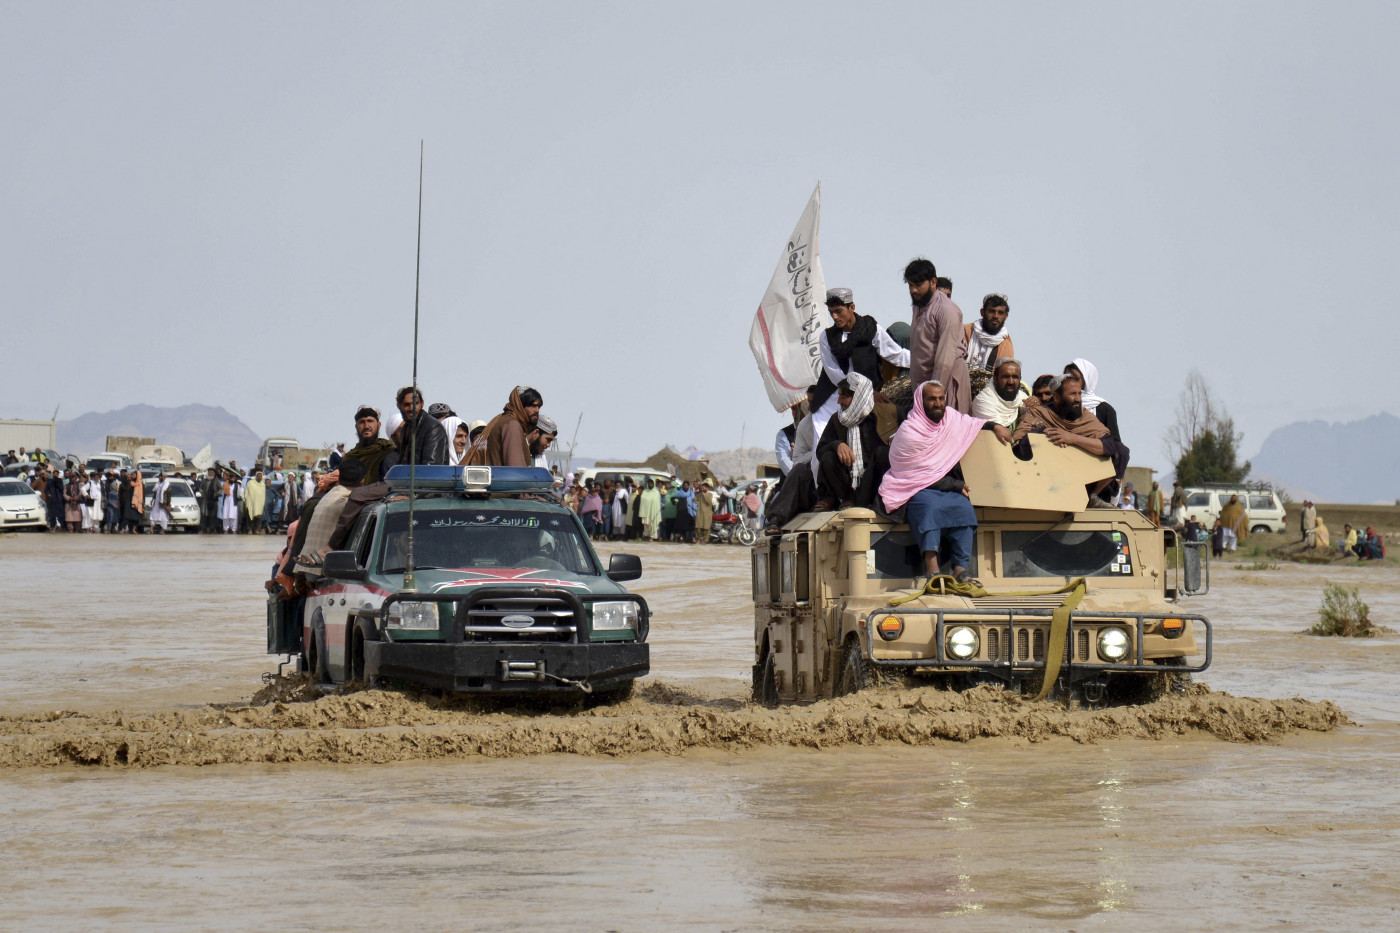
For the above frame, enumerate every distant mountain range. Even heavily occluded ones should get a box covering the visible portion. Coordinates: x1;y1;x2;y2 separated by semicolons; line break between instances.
1251;412;1399;504
57;404;262;465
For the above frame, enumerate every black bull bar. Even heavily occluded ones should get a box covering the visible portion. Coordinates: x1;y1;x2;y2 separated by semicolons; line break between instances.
861;607;1212;682
363;587;650;693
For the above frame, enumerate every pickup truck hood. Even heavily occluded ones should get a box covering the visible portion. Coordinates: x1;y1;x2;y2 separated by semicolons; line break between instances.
378;566;628;598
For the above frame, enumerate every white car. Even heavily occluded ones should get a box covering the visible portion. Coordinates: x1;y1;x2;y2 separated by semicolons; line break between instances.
0;478;47;530
1180;486;1288;535
142;478;202;532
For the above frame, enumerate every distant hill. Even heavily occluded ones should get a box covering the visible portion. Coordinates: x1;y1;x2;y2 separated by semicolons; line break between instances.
700;446;773;481
57;404;262;465
1251;412;1400;504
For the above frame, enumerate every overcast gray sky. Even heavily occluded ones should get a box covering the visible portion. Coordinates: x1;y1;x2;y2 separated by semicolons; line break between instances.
4;2;1397;467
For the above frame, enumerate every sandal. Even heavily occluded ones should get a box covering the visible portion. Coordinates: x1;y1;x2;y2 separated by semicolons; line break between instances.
954;569;982;588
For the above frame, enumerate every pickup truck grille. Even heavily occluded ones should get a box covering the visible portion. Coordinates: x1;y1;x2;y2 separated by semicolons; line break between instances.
457;597;578;642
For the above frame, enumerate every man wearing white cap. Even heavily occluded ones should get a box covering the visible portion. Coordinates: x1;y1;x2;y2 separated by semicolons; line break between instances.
810;287;909;440
530;413;558;469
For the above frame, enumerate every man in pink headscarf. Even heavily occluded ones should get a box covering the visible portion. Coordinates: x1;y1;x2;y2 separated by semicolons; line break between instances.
879;381;990;583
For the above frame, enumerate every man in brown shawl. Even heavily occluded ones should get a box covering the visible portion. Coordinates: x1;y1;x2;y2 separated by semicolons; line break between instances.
904;258;971;412
1012;373;1130;505
467;386;542;467
1218;494;1248;550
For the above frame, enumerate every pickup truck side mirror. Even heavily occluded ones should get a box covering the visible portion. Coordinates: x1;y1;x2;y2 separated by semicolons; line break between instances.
607;553;642;582
322;550;367;582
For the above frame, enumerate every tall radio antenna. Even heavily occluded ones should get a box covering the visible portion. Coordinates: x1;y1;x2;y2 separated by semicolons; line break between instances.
404;141;424;592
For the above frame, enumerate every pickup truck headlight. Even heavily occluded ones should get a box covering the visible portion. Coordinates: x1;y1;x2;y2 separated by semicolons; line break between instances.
591;600;638;632
388;600;439;630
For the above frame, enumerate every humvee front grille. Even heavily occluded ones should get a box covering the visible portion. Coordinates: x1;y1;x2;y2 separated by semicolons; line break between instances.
458;597;577;642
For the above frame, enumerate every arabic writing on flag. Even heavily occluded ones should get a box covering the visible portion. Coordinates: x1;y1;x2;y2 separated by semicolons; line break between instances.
748;184;829;412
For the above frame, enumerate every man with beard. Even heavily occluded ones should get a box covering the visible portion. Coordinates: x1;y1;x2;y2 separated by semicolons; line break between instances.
810;287;909;439
878;381;988;584
1012;373;1131;505
905;258;971;412
963;293;1016;398
1031;374;1057;407
468;386;541;467
970;357;1026;441
813;373;888;511
341;405;400;484
529;413;557;469
395;387;450;467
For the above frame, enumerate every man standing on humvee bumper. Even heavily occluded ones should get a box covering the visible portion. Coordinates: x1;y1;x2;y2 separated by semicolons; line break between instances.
879;381;987;584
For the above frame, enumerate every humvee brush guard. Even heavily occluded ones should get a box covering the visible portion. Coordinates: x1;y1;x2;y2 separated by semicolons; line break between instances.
752;434;1211;705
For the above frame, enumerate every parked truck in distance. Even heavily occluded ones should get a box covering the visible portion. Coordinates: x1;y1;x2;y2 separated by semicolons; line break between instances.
258;437;330;472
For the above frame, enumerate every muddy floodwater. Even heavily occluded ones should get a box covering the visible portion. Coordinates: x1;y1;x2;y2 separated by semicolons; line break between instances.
2;534;1398;930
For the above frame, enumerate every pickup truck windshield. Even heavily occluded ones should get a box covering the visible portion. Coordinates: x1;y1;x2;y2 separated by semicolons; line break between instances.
379;508;599;576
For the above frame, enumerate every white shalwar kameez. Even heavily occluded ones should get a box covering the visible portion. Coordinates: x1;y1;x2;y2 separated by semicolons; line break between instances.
150;479;172;531
83;478;102;531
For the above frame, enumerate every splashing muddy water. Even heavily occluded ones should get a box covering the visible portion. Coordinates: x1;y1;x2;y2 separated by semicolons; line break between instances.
2;534;1398;929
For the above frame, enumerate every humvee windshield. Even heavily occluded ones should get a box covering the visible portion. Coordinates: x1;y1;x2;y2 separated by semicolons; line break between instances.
1001;529;1127;577
379;508;599;575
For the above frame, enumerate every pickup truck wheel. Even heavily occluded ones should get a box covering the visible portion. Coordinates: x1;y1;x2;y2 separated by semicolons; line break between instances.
837;638;870;696
587;681;635;706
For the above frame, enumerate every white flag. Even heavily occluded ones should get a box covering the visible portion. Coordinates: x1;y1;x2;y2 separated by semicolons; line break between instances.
191;444;214;471
749;184;829;412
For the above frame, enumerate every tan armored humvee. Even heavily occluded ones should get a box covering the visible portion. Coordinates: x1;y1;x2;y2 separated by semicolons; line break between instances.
752;434;1212;705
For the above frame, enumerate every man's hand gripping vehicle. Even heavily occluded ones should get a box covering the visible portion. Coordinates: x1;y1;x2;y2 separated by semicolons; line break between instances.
268;466;650;700
752;434;1212;706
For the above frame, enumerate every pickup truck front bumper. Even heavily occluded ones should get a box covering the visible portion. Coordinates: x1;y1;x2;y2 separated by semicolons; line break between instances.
364;639;649;694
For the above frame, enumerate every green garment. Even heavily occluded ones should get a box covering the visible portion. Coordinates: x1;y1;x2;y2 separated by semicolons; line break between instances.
243;478;266;520
342;438;398;484
661;487;677;520
639;488;662;537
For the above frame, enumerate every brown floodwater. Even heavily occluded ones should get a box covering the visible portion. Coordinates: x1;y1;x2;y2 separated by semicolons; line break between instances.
2;532;1398;930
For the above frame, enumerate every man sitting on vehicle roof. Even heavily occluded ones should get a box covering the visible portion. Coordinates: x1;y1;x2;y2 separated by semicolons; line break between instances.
970;357;1026;438
879;380;987;585
810;287;910;440
1012;373;1130;506
341;405;400;484
467;386;542;467
295;457;367;574
395;386;450;467
530;413;558;469
813;373;887;511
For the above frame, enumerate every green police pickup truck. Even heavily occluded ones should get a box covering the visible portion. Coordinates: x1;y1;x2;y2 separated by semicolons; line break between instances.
267;465;650;700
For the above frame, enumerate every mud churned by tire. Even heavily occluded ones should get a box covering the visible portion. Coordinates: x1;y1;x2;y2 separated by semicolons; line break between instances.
0;680;1351;770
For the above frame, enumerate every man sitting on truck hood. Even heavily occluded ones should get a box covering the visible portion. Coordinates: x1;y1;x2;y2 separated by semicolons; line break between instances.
341;405;399;484
879;381;987;584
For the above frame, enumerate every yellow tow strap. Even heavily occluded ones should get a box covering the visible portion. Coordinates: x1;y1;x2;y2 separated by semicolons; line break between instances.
886;575;1088;701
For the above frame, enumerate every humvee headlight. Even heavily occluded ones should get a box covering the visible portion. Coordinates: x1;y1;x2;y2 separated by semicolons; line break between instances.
1097;627;1130;661
877;616;904;641
946;626;979;660
1161;618;1185;639
591;600;638;632
388;600;439;630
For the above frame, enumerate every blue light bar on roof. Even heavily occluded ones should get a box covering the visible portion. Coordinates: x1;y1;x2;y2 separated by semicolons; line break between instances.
383;464;555;493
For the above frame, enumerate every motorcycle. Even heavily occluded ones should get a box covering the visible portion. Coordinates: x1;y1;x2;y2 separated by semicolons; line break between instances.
711;512;757;546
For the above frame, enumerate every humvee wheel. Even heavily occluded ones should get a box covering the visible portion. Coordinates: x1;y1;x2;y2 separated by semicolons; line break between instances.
756;653;780;706
837;638;871;695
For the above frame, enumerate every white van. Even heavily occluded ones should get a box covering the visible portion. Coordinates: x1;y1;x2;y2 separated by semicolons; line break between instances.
1180;486;1288;534
575;466;674;488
